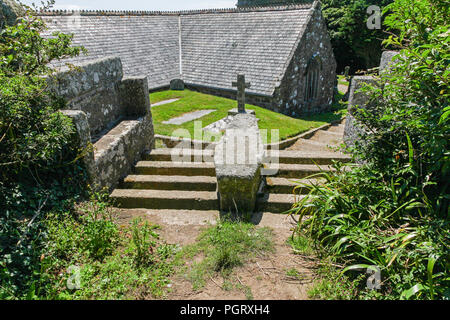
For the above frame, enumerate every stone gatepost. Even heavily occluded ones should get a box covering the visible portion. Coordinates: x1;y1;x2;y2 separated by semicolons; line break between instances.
343;51;399;148
214;113;264;214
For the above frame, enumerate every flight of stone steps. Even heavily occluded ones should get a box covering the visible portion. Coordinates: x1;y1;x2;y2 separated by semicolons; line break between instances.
110;120;351;213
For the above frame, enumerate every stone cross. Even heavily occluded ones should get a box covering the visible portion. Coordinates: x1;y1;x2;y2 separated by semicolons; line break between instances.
232;74;251;113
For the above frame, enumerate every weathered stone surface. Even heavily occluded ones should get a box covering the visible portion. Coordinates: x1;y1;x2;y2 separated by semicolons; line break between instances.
272;2;336;116
53;57;155;190
379;51;399;73
232;74;251;113
343;76;378;148
214;113;264;213
93;115;154;190
39;3;335;117
0;0;25;28
170;79;185;90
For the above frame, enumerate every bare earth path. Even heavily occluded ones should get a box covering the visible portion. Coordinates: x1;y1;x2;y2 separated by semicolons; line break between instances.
116;209;317;300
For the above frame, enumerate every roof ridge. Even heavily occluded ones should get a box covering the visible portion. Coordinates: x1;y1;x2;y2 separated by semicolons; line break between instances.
39;4;313;16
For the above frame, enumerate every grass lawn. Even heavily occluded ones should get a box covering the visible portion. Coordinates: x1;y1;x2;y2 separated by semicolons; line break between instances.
150;90;346;143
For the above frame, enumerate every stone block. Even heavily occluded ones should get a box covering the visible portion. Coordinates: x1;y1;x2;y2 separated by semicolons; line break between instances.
55;57;155;191
59;109;96;184
379;51;399;73
228;108;255;116
214;114;264;213
343;76;379;148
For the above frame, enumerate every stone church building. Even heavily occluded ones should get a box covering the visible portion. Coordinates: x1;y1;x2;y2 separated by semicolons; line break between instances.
40;0;336;117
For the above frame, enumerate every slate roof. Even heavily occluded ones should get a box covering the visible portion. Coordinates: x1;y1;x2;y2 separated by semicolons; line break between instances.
40;3;314;95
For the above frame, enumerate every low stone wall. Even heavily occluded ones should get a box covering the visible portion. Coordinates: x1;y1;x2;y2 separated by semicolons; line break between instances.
93;115;154;189
214;113;264;213
54;57;154;190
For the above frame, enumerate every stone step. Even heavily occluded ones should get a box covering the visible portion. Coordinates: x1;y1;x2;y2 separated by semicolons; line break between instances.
265;150;351;165
265;177;321;194
257;193;303;213
262;163;337;178
122;175;217;191
143;148;214;162
134;161;216;176
288;138;338;152
110;189;219;210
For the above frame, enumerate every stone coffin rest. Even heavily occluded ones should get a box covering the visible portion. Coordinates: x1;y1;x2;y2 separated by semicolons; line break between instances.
51;56;154;190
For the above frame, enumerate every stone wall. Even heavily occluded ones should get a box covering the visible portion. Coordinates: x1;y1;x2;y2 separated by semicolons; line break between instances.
53;57;154;190
51;57;125;138
273;2;336;116
237;0;313;7
0;0;24;29
343;76;379;148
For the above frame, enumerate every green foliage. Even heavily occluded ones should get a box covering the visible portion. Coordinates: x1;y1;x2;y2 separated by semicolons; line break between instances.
292;0;449;300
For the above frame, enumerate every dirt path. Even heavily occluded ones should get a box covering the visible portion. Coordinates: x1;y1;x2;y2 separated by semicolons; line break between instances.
116;209;317;300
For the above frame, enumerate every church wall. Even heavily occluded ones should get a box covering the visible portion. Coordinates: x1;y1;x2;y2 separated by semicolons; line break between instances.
273;3;337;116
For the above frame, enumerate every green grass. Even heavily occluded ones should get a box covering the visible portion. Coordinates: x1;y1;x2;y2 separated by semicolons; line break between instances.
181;218;274;292
150;90;345;143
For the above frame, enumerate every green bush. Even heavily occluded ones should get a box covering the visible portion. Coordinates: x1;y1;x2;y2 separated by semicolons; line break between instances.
292;0;449;300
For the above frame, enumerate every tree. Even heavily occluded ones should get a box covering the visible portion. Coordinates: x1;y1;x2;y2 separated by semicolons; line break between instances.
321;0;393;73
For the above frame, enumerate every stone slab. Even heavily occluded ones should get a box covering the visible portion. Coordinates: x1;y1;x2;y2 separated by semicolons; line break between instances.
162;109;215;125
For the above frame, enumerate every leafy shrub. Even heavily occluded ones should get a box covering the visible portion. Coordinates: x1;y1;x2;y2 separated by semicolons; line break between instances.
292;0;449;300
37;200;179;299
